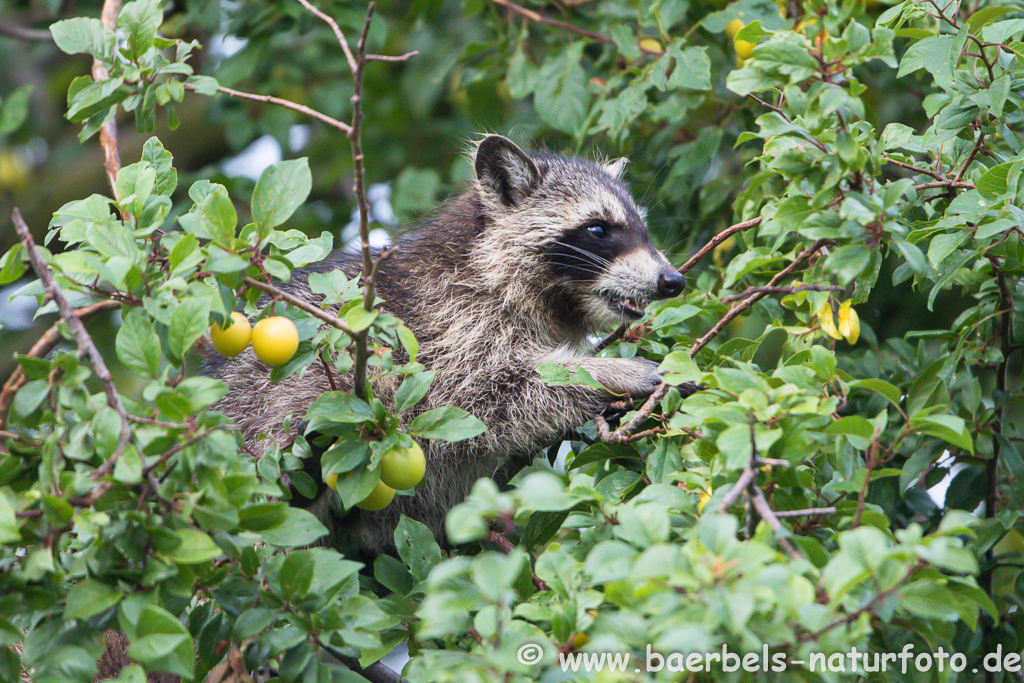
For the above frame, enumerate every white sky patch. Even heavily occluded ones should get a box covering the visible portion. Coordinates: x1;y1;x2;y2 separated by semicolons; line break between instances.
289;125;311;153
221;135;282;181
342;183;396;249
0;282;39;330
208;33;247;59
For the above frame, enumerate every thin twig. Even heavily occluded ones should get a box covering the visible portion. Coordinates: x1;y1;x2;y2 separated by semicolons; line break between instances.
366;52;418;62
327;2;378;402
852;438;879;528
489;0;613;44
294;0;359;72
185;83;353;135
593;415;663;443
749;486;803;561
690;238;831;356
678;217;763;277
717;465;757;514
792;563;922;644
11;209;131;479
0;20;53;41
489;529;549;592
883;156;945;181
774;507;836;518
914;180;976;192
953;130;984;184
720;284;841;304
0;299;120;429
242;276;356;336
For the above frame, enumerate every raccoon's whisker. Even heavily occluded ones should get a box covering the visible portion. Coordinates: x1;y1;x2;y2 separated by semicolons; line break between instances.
552;241;613;267
546;253;609;275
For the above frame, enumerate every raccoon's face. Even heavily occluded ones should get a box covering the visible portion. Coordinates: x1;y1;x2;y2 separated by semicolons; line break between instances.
473;135;684;331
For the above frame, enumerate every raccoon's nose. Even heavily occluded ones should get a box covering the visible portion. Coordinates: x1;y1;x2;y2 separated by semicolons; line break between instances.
657;270;685;298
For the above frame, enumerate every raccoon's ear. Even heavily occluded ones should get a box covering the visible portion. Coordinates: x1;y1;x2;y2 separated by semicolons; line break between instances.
475;135;540;207
602;157;628;180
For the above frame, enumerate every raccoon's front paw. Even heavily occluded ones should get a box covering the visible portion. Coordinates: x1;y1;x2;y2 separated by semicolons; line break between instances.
617;357;665;398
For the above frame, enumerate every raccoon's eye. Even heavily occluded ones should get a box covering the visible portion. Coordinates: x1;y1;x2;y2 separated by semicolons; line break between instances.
585;221;610;239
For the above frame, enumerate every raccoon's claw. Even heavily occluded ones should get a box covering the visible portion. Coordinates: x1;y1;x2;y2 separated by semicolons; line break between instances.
676;381;704;399
627;357;665;398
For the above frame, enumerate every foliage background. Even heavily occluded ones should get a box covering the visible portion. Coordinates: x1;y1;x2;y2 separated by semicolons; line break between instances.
0;0;1022;681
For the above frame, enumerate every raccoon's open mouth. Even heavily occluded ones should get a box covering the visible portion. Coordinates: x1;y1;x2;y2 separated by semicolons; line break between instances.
609;294;646;319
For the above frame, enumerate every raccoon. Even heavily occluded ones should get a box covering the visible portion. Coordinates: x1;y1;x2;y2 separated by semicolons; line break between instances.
204;135;686;556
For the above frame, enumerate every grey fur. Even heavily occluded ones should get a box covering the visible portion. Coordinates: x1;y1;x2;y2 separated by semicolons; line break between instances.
204;136;682;556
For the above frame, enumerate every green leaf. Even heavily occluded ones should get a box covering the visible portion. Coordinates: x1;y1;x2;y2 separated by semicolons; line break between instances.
141;137;177;196
167;297;211;364
666;44;711;90
0;85;33;136
233;608;276;640
409;406;488;441
847;378;902;409
64;579;122;620
118;0;163;61
127;633;188;662
180;184;236;246
394;370;436;413
186;75;220;96
305;392;376;431
50;17;111;57
395;516;443;584
346;306;379;332
0;243;27;285
907;358;950;417
516;472;581;512
0;495;21;544
507;45;538;98
912;414;974;454
967;5;1019;33
115;162;156;218
279;551;316;600
251;158;312;235
824;415;876;444
397;324;418;363
260;507;328;547
125;605;193;679
66;77;129;122
534;43;589;134
167;232;201;274
164;528;223;564
977;162;1016;200
659;350;701;385
897;35;955;84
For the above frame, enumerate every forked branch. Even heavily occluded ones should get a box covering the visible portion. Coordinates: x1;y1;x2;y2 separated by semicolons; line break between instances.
11;209;131;478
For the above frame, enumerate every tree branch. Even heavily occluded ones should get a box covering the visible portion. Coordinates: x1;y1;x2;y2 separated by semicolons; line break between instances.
94;0;123;199
488;0;613;45
185;83;352;135
0;19;53;41
720;284;841;304
11;209;130;479
690;238;831;356
242;276;356;336
883;156;945;181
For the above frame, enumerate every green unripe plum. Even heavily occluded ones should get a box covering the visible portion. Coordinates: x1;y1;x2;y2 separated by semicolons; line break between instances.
380;441;426;491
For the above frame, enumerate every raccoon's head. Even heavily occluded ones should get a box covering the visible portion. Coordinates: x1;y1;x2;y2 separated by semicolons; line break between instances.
472;135;684;335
